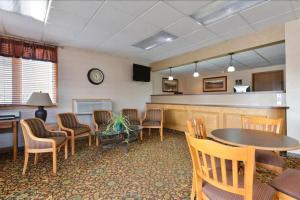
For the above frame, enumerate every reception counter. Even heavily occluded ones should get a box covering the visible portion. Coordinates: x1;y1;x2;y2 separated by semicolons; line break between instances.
147;92;287;135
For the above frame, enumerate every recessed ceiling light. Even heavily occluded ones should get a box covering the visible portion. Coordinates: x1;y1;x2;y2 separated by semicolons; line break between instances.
191;0;267;25
132;31;177;50
0;0;52;23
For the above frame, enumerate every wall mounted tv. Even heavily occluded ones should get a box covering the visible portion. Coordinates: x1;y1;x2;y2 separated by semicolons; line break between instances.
133;64;150;82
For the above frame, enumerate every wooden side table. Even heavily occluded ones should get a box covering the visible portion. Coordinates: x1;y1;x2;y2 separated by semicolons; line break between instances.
0;118;19;161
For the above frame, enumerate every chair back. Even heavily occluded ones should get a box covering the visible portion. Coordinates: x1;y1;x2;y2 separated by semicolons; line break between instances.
186;134;255;200
57;113;79;129
241;116;282;134
122;108;139;121
20;118;48;149
187;118;207;139
93;110;112;126
145;109;162;122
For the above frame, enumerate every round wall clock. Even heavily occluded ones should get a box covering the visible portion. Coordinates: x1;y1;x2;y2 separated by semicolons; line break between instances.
87;68;104;85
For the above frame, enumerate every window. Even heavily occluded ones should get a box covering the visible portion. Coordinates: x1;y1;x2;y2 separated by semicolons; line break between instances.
0;56;57;105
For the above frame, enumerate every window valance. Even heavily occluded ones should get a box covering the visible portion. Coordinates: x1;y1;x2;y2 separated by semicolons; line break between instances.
0;37;57;63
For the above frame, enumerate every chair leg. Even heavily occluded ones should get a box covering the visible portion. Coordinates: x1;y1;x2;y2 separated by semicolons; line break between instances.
191;171;196;200
71;136;75;155
148;128;151;136
64;141;68;160
88;134;91;146
96;137;99;146
22;151;29;175
34;153;38;165
160;128;163;141
52;149;57;174
140;130;143;141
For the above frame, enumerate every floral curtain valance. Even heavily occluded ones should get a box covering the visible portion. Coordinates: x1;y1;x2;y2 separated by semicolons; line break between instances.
0;37;57;63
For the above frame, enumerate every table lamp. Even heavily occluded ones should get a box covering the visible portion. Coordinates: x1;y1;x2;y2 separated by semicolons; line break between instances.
27;92;53;121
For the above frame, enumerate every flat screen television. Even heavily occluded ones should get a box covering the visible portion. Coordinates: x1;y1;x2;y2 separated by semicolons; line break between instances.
133;64;150;82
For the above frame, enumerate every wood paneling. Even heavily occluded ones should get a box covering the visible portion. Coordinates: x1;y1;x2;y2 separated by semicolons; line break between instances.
252;70;284;91
147;103;286;135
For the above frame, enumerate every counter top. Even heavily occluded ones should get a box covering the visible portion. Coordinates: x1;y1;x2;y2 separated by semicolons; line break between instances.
151;91;285;96
147;102;289;109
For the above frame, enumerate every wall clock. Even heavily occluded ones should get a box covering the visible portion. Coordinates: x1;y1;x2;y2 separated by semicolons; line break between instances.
87;68;104;85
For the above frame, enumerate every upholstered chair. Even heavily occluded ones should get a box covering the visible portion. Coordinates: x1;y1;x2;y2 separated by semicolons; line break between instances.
92;110;112;146
270;168;300;200
122;108;140;125
20;118;68;175
186;134;276;200
242;116;284;174
57;113;91;155
141;108;163;141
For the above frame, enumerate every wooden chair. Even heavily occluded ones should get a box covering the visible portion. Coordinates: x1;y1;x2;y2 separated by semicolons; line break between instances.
92;110;112;146
186;133;276;200
241;116;284;174
122;108;141;125
20;118;68;175
186;118;207;199
141;108;163;141
187;118;207;139
270;168;300;200
57;113;91;155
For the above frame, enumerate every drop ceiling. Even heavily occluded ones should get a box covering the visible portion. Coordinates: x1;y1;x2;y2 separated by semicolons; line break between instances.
159;43;285;75
0;0;298;64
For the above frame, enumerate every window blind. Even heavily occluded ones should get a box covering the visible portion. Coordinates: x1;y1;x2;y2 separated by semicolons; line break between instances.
0;55;57;105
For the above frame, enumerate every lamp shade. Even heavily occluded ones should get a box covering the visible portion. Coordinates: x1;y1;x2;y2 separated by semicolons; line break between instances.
27;92;53;106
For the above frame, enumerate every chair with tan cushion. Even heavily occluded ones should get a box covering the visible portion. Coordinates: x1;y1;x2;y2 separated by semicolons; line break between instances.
92;110;112;146
242;116;284;174
270;168;300;200
186;134;276;200
141;108;163;141
122;108;140;125
20;118;68;175
57;113;91;155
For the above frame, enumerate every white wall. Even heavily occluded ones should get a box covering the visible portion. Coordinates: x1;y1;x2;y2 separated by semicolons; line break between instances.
286;19;300;154
0;47;152;148
152;65;285;94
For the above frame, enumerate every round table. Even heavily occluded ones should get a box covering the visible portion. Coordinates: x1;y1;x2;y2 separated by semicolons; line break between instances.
209;128;300;151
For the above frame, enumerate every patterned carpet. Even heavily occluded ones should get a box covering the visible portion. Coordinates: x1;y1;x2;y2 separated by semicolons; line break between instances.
0;130;300;200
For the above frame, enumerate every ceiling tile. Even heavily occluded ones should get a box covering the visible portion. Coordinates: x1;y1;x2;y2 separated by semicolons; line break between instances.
1;11;44;40
233;50;270;67
91;5;134;35
251;11;296;31
107;19;160;46
139;1;184;28
47;8;88;32
183;28;217;44
221;25;254;40
164;16;202;37
207;15;252;36
240;1;293;24
164;0;211;15
255;43;285;65
106;0;158;18
291;0;300;9
294;8;300;18
51;0;104;19
43;24;77;44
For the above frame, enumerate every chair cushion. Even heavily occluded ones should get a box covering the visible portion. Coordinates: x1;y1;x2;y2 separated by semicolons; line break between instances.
142;120;160;126
47;136;67;147
255;150;285;167
203;180;275;200
73;126;90;135
129;120;140;125
270;168;300;199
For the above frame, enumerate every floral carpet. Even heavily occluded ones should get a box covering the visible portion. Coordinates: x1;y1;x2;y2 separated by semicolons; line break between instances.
0;130;300;200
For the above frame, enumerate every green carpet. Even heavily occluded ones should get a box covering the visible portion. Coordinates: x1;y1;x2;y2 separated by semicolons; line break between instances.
0;130;299;199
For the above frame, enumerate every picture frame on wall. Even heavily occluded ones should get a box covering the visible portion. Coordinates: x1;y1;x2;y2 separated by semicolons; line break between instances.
162;78;178;92
203;76;227;92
